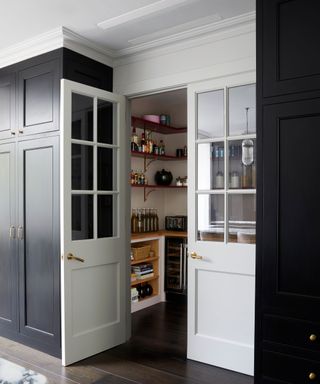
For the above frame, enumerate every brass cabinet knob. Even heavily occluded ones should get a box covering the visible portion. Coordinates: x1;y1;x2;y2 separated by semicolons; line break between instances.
310;334;317;342
190;251;203;260
309;372;316;381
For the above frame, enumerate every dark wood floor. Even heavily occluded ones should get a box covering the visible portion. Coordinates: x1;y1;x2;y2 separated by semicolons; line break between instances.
0;301;253;384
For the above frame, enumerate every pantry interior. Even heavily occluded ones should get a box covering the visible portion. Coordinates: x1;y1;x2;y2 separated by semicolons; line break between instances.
129;88;188;325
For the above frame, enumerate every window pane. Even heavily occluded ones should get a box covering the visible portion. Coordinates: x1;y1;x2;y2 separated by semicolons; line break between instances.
98;99;116;144
197;194;224;242
228;139;256;189
98;147;116;191
197;89;224;139
72;195;93;240
98;195;117;238
72;94;93;141
228;84;256;136
228;194;256;244
198;142;224;190
72;144;93;190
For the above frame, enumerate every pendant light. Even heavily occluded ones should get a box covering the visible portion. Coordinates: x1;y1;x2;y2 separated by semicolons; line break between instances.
242;107;254;166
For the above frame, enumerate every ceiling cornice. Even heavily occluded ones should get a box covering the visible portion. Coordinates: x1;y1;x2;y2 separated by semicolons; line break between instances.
0;11;255;70
115;11;256;59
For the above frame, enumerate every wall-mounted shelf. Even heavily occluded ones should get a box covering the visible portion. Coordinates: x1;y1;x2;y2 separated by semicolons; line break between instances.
132;116;187;134
132;184;187;201
131;151;187;171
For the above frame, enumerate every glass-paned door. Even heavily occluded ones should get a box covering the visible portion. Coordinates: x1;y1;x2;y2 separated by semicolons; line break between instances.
196;83;256;244
187;76;256;375
61;80;129;366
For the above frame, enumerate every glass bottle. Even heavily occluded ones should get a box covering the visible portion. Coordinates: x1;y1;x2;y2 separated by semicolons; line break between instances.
141;209;146;232
145;208;150;232
131;209;138;233
131;127;139;152
150;208;154;232
141;133;146;153
137;209;143;233
154;209;159;231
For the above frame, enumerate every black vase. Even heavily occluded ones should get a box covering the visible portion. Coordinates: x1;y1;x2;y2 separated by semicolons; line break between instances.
144;284;153;296
154;169;173;185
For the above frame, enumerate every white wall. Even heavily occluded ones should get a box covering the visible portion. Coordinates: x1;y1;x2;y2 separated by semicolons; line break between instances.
113;22;255;96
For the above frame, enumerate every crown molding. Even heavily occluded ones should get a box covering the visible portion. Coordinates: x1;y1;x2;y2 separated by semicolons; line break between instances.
0;26;114;69
61;27;114;66
0;11;255;70
0;27;64;69
114;11;256;66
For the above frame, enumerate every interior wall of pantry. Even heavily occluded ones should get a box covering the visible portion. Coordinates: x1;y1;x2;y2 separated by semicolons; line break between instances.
131;89;187;229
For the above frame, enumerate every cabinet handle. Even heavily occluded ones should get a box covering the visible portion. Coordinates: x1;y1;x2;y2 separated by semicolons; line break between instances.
309;372;316;381
9;225;16;240
19;129;24;134
17;226;24;240
310;334;317;342
11;131;16;135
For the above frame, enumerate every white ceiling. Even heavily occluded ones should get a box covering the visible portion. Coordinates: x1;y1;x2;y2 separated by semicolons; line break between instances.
0;0;255;55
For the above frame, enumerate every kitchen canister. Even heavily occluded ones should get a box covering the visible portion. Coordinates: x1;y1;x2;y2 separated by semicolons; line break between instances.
215;171;224;189
230;172;240;189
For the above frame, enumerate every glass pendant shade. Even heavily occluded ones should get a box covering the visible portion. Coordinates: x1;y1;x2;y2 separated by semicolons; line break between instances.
241;107;254;165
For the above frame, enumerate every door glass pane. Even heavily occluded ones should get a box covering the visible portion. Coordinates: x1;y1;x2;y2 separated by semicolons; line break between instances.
198;142;224;190
98;195;117;238
197;89;224;139
228;84;256;136
72;94;93;141
98;99;116;145
98;147;116;191
72;144;93;190
197;194;224;242
228;194;256;244
72;195;93;240
228;139;256;189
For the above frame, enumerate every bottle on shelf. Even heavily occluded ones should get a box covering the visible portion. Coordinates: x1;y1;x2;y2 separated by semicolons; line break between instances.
131;209;138;233
150;209;154;232
145;208;150;232
154;209;159;231
140;133;147;153
131;127;139;151
242;164;252;189
137;209;143;233
159;139;165;155
141;209;146;232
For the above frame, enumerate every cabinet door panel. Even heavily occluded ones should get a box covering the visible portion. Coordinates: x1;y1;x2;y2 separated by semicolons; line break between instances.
262;98;320;319
262;0;320;97
0;74;15;140
18;60;59;136
0;144;18;332
18;137;60;353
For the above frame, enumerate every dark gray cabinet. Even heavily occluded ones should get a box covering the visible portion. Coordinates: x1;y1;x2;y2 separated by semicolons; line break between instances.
0;74;15;140
18;60;60;136
0;47;113;357
0;143;18;333
18;137;60;354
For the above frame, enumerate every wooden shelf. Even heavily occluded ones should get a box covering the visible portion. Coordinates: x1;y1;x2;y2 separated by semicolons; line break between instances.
131;151;187;161
131;275;159;286
132;184;187;189
132;116;187;134
131;256;159;265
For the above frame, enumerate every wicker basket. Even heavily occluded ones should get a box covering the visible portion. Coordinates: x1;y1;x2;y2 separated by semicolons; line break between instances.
131;245;151;261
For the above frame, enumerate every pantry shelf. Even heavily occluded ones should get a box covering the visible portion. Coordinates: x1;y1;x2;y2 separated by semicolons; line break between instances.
132;116;187;134
131;184;187;201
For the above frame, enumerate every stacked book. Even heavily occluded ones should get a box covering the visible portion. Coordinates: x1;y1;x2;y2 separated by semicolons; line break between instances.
132;263;154;280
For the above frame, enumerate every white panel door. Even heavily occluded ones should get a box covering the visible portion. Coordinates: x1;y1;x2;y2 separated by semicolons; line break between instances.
61;80;129;366
187;74;256;376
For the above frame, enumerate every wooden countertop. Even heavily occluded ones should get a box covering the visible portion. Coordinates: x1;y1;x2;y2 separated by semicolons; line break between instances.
131;230;187;241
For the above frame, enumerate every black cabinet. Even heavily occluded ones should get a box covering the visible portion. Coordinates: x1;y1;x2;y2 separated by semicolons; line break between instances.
256;1;320;382
0;74;15;140
0;143;18;333
18;60;60;136
0;47;113;357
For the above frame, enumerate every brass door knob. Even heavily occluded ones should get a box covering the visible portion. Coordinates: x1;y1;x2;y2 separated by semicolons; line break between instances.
67;253;85;262
190;251;203;260
309;372;316;381
310;334;317;342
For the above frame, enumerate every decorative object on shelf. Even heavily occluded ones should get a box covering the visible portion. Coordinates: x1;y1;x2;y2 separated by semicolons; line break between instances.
215;171;224;189
242;107;254;166
131;170;148;185
230;171;240;189
155;169;173;185
144;283;153;296
176;177;182;186
176;148;184;157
